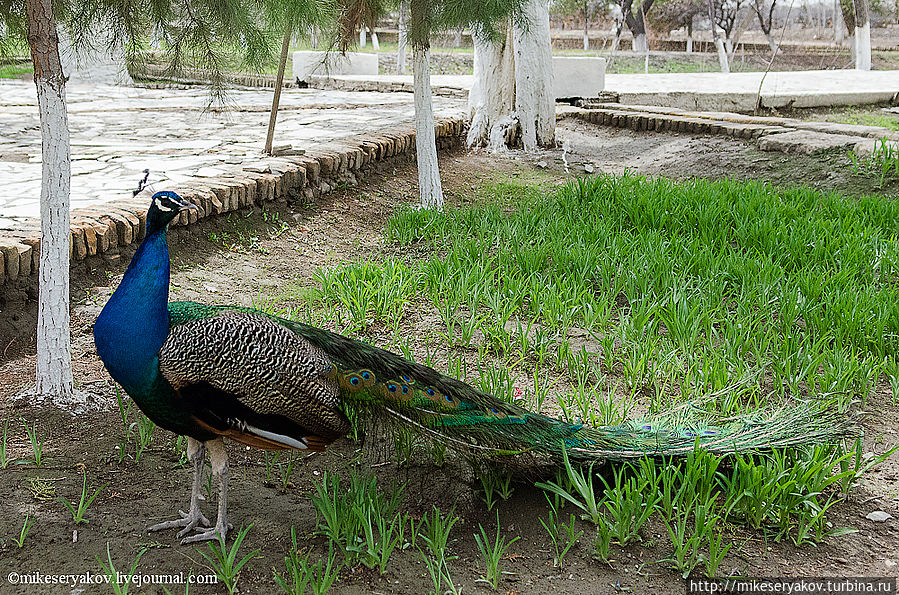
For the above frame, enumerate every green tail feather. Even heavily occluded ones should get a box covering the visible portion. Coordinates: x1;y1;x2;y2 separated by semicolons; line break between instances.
168;302;857;463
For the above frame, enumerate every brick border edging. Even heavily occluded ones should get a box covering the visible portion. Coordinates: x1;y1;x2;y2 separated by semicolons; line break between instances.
0;118;467;286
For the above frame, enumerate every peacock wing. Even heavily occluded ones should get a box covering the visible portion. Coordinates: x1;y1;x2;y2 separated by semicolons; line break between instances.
158;310;350;450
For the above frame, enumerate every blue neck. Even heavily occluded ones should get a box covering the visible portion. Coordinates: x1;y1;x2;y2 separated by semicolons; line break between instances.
94;229;171;393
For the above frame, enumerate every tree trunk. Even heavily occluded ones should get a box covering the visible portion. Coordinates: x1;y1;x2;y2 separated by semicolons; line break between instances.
764;31;779;53
584;5;590;50
624;0;654;52
467;25;516;149
468;0;554;151
360;28;367;47
709;0;730;72
840;0;857;60
26;0;74;401
727;9;754;60
834;0;844;43
853;0;871;70
412;44;444;209
455;28;463;47
512;0;555;150
686;19;693;53
265;25;292;155
397;2;408;74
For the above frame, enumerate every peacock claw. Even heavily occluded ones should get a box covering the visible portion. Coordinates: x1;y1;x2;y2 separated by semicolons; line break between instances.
179;525;228;545
148;509;212;535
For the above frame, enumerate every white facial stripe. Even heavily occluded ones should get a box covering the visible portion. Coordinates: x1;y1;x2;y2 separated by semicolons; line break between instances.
154;197;173;212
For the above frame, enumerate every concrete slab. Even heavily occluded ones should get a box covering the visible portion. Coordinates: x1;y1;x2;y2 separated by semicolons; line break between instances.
606;70;899;111
292;51;378;81
757;130;868;155
307;69;898;112
552;57;606;99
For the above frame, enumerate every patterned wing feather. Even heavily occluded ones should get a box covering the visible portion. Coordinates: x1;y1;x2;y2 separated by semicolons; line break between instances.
159;310;351;445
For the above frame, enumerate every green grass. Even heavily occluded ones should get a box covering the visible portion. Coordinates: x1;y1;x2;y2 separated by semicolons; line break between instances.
0;63;32;79
268;172;899;580
812;107;899;132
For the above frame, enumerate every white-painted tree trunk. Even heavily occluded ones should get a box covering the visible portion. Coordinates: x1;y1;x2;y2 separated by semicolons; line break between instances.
371;31;380;51
854;22;871;69
467;0;555;151
467;26;515;147
360;28;367;47
35;76;73;400
397;3;408;74
512;0;555;151
764;31;779;53
714;38;730;72
632;33;648;52
583;16;590;50
26;0;75;403
412;46;443;210
834;0;844;42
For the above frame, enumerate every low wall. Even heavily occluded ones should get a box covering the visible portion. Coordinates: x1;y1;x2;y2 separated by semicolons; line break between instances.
292;51;379;81
0;119;467;288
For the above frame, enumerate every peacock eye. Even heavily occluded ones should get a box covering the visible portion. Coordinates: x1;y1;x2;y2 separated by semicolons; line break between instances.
388;384;397;393
444;395;452;403
426;388;435;396
362;371;370;379
350;377;360;385
401;386;409;394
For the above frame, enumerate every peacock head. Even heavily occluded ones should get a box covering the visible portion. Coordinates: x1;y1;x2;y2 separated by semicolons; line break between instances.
146;191;198;235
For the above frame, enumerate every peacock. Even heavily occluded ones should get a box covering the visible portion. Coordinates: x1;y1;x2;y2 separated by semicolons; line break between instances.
93;191;854;544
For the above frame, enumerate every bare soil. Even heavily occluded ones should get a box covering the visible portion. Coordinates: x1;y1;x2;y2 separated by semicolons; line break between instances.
1;125;897;594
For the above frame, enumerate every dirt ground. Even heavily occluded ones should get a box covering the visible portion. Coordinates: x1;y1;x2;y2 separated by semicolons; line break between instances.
0;122;897;594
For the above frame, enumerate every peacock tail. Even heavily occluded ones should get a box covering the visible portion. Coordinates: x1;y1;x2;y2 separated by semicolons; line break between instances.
167;301;856;464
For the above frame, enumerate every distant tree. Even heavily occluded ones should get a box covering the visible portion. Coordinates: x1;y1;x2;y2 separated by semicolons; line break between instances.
751;0;780;53
552;0;604;49
852;0;871;69
0;0;275;402
648;0;702;50
619;0;655;51
396;2;408;73
707;0;730;71
839;0;857;60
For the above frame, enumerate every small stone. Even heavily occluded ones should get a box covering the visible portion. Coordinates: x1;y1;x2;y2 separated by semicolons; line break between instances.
584;164;595;173
202;283;219;293
867;511;892;522
536;160;548;169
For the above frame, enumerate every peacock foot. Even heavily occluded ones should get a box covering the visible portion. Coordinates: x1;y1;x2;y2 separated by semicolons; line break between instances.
148;509;212;537
179;520;232;545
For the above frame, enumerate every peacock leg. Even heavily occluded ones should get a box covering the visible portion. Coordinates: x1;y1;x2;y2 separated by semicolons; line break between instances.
181;438;230;544
148;437;212;535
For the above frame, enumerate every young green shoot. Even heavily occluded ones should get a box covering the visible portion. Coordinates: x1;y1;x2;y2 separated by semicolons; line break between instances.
198;524;259;595
97;543;146;595
12;514;34;548
473;512;520;590
59;471;106;524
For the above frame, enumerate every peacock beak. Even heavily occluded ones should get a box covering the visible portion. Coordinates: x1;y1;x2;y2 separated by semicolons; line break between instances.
174;197;199;212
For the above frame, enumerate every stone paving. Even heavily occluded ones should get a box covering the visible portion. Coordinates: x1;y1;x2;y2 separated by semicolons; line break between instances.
0;80;467;226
